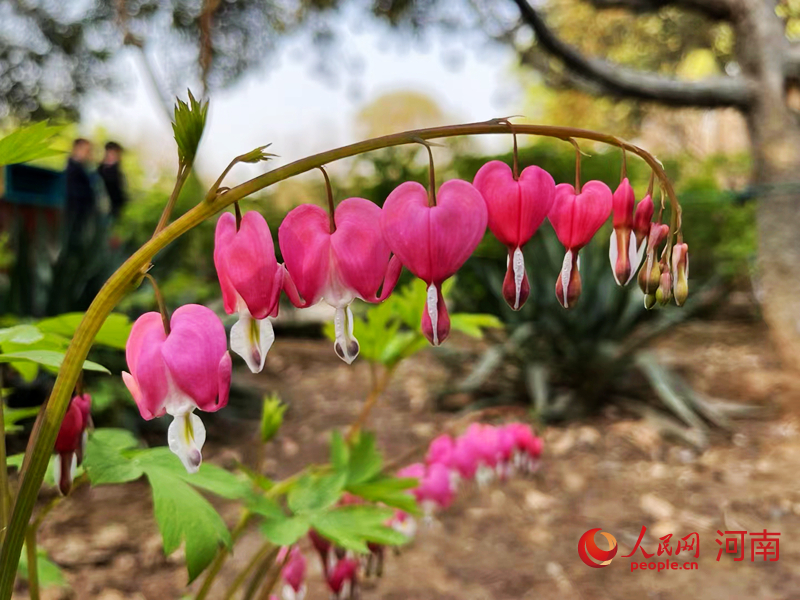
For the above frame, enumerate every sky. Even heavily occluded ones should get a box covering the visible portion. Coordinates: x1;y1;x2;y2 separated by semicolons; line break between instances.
82;9;523;186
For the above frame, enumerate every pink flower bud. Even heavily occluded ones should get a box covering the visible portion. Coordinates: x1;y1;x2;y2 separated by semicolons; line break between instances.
608;179;645;286
279;546;306;596
473;161;555;310
53;393;91;495
425;434;456;467
637;223;669;295
655;269;673;306
326;557;359;598
672;242;689;306
122;305;231;473
633;194;654;246
381;180;487;345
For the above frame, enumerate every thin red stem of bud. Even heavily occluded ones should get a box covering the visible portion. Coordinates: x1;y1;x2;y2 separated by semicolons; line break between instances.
569;139;582;193
421;142;437;207
620;147;628;180
144;273;170;336
317;166;336;232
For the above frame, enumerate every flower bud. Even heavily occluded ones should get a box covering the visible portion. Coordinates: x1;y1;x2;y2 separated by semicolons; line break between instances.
260;393;286;443
655;270;673;306
644;293;657;310
555;250;582;309
637;223;669;294
672;243;689;307
633;194;654;247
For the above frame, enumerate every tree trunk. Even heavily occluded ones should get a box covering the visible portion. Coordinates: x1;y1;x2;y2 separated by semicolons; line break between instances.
738;0;800;370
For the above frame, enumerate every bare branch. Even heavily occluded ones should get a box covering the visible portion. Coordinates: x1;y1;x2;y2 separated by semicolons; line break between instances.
586;0;733;20
512;0;753;108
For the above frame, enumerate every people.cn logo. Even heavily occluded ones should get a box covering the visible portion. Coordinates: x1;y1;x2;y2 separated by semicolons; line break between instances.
578;528;618;568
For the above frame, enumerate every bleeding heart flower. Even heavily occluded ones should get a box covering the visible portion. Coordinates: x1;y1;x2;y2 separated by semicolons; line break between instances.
608;178;647;286
633;194;654;247
122;305;231;473
381;180;487;345
548;181;613;308
326;557;359;599
672;242;689;306
425;434;456;467
53;393;91;495
279;546;307;600
473;161;555;309
214;211;283;373
280;198;401;364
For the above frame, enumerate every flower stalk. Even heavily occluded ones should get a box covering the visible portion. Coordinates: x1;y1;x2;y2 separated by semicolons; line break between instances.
0;119;682;599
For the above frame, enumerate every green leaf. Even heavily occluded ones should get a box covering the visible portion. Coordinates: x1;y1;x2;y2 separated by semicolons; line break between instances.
83;432;144;485
130;447;250;500
449;313;503;339
147;469;232;582
287;472;347;514
0;325;43;345
330;430;349;472
311;505;408;553
37;313;132;350
346;431;382;485
90;428;140;452
0;122;64;166
347;477;420;515
18;545;67;589
260;515;310;546
0;350;110;374
245;495;285;520
3;405;39;433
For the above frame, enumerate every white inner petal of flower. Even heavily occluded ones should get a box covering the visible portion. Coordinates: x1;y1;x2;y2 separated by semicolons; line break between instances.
168;411;206;473
230;307;274;374
561;250;574;308
512;247;525;310
333;305;359;364
629;234;645;285
426;283;439;346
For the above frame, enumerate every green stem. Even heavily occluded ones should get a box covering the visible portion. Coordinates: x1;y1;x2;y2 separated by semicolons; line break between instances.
195;511;251;600
242;545;280;600
255;547;289;600
153;163;191;238
0;119;681;600
222;540;276;600
24;526;38;600
0;371;8;541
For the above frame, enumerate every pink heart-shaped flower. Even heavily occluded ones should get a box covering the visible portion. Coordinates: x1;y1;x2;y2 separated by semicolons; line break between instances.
548;181;612;251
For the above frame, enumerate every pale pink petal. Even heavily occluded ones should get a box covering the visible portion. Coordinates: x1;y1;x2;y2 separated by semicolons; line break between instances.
162;305;228;411
125;312;169;420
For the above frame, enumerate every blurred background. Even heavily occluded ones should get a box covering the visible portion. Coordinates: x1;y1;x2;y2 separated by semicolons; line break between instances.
1;0;799;598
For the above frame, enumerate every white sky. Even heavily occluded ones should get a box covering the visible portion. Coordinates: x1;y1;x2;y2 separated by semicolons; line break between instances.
82;12;523;185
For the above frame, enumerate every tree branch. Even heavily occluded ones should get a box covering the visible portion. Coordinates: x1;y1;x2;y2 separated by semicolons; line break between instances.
512;0;753;108
585;0;733;20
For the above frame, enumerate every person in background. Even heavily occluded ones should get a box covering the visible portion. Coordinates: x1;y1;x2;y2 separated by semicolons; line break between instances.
97;141;128;220
64;138;96;240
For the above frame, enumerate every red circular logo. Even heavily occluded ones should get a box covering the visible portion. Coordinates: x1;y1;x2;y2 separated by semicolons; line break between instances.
578;528;618;568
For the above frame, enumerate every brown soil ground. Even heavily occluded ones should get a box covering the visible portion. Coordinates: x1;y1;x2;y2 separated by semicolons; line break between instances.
11;313;800;600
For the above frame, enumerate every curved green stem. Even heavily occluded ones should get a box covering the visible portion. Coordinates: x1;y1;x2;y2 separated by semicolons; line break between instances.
0;118;681;599
195;511;251;600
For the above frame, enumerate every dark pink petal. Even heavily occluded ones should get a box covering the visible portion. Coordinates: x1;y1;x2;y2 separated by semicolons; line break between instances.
548;181;612;250
331;197;392;301
214;211;281;319
612;178;635;229
473;160;555;248
428;180;487;283
162;305;228;411
425;434;456;467
279;204;332;307
633;194;655;246
54;398;84;454
502;247;530;310
214;352;232;413
380;182;434;282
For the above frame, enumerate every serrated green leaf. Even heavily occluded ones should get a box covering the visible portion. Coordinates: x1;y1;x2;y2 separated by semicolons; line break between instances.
0;350;110;374
131;447;250;500
83;433;144;485
147;469;232;582
311;505;407;553
0;122;64;166
330;430;349;472
18;545;67;589
0;324;43;345
346;477;420;515
37;313;132;350
90;428;140;452
287;472;347;514
346;431;382;485
260;515;310;546
246;494;285;520
172;90;208;165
